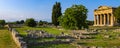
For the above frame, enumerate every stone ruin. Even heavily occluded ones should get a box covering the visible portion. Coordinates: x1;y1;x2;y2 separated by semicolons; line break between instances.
11;29;27;48
56;32;76;39
71;30;98;39
25;30;76;46
26;30;55;38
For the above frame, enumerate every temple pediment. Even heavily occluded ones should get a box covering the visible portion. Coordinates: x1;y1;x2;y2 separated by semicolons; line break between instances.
98;6;112;10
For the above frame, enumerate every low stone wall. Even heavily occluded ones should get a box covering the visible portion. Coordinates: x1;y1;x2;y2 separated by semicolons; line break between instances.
11;28;27;48
28;39;73;46
11;29;21;48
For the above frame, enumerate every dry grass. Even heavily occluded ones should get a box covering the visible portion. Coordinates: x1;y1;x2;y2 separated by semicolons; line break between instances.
0;28;18;48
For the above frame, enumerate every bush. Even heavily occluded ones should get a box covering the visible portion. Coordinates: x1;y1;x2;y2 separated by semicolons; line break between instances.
0;20;6;27
25;18;37;27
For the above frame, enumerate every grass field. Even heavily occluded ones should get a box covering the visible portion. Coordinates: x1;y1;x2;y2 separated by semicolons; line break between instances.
15;26;120;47
15;26;70;37
28;44;76;48
89;26;120;29
77;26;120;47
0;28;18;48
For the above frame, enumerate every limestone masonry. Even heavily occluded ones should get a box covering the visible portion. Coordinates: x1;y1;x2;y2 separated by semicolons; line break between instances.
94;6;117;26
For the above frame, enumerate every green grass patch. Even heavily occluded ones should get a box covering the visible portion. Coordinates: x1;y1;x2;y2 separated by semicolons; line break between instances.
78;39;120;47
28;38;56;42
0;29;18;48
16;26;120;47
89;26;120;29
28;44;76;48
15;26;70;37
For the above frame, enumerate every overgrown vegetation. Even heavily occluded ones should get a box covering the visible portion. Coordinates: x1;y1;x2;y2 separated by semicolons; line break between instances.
15;26;120;48
77;26;120;47
28;44;75;48
114;6;120;23
15;26;75;48
15;26;69;36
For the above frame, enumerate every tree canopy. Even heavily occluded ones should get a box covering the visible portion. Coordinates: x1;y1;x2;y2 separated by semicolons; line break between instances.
59;5;88;29
114;6;120;23
13;20;25;24
20;20;24;24
25;18;37;27
39;20;48;26
52;2;62;26
0;20;6;26
15;21;20;24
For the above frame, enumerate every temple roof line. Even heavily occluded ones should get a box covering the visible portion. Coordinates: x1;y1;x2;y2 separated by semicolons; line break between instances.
94;6;116;11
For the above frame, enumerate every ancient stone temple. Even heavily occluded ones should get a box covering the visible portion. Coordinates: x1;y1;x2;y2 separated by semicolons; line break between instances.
94;6;117;26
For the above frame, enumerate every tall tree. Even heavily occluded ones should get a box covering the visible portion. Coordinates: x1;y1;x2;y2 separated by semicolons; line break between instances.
114;6;120;23
59;5;88;29
52;2;62;26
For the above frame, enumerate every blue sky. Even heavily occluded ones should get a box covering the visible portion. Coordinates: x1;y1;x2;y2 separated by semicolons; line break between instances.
0;0;120;22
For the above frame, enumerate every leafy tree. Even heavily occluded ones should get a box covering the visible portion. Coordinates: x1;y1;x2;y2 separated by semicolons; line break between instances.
52;2;62;26
25;18;37;27
15;20;24;24
16;21;20;24
86;20;94;25
39;20;44;26
0;20;6;27
59;5;88;29
20;20;24;24
39;20;48;26
114;6;120;23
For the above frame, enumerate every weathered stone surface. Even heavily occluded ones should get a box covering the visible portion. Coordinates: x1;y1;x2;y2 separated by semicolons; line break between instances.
94;6;117;26
27;30;54;38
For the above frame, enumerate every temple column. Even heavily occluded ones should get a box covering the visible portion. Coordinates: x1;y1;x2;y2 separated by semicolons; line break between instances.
102;14;104;25
107;14;110;25
111;14;114;26
97;15;99;25
104;14;106;25
100;15;102;25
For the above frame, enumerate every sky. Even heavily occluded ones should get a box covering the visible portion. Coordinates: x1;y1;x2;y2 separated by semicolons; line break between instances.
0;0;120;22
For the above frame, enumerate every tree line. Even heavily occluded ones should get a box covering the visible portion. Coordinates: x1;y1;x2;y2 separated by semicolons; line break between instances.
0;19;50;28
52;2;88;29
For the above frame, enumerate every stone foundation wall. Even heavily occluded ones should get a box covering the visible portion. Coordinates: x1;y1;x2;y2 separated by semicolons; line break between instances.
11;28;27;48
11;29;21;48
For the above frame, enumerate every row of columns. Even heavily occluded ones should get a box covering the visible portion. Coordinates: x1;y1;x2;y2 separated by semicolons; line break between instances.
94;13;114;26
